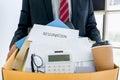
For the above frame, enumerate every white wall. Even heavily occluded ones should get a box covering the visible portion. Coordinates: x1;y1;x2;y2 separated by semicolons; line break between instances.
0;0;22;79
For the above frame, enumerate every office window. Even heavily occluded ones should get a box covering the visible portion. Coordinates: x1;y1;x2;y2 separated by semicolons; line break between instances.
113;49;120;66
105;12;120;48
94;13;104;38
106;0;120;47
93;0;120;46
107;0;120;10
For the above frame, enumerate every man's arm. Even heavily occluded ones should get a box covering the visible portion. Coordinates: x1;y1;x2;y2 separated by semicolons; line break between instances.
86;0;102;42
10;0;32;48
7;0;32;61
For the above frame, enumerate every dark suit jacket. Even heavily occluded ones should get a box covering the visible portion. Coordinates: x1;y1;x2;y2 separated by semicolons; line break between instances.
10;0;102;48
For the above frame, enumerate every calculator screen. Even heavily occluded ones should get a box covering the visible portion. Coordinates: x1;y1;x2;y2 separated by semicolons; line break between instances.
48;54;70;62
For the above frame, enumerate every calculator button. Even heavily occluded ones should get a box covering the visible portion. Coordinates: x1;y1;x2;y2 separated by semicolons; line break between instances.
45;63;74;73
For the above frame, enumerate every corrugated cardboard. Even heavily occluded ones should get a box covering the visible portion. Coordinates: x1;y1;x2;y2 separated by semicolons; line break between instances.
2;48;119;80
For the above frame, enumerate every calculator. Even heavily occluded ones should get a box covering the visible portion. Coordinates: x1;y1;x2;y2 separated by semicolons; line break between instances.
45;53;74;73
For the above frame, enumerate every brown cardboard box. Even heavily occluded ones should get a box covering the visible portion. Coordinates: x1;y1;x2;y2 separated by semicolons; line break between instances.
2;48;119;80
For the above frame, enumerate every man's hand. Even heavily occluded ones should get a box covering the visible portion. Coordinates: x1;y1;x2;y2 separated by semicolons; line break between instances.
6;44;17;61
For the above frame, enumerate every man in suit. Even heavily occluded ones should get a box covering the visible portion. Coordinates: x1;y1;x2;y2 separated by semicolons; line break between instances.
7;0;102;60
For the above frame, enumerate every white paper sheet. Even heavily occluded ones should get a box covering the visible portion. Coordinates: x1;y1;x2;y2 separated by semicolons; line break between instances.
28;24;79;42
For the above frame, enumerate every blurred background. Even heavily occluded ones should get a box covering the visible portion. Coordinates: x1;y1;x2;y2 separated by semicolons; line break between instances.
0;0;120;79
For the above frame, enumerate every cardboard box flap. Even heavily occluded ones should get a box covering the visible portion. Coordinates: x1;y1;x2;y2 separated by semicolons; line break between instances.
3;49;18;70
2;69;92;80
2;66;119;80
91;67;119;80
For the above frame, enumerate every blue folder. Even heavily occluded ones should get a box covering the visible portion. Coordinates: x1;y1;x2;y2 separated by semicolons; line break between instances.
15;19;69;49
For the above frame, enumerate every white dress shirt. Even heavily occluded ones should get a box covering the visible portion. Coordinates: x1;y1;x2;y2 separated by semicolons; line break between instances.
51;0;71;21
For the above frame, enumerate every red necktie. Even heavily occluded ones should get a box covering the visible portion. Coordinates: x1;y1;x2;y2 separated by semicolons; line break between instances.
59;0;70;22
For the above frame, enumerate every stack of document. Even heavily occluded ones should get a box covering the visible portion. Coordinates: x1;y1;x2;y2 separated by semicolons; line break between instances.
23;19;95;73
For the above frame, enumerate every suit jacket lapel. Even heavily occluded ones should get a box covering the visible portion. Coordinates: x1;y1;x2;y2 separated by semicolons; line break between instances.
44;0;54;22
